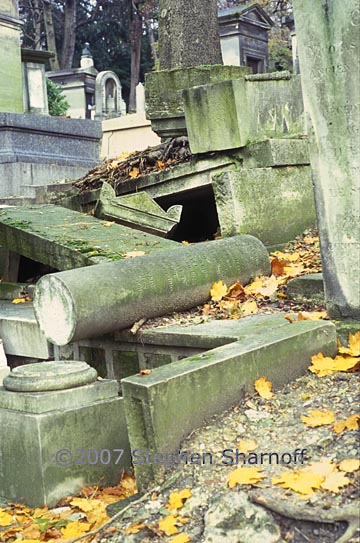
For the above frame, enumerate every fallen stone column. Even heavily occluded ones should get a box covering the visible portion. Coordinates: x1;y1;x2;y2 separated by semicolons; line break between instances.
34;235;270;346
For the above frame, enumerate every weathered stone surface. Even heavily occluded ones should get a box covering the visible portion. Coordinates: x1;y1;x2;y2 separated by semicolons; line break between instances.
95;183;181;237
122;316;337;489
0;205;175;272
0;2;23;113
213;167;316;247
0;281;34;300
3;360;97;392
145;65;249;138
34;235;270;345
0;301;52;358
203;491;280;543
287;273;325;305
0;379;130;506
242;138;310;168
293;0;360;320
184;73;305;154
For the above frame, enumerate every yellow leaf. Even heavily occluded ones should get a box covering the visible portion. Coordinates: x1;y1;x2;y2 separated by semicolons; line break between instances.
309;353;359;377
333;414;360;434
167;488;192;511
125;521;145;534
12;297;26;304
210;280;228;302
298;311;327;321
0;510;13;526
158;514;179;536
338;459;360;473
303;236;319;244
254;376;273;399
102;221;114;227
338;331;360;357
237;439;257;453
240;300;258;316
123;250;146;258
305;460;336;477
157;160;165;170
129;167;140;179
226;281;245;300
301;410;335;427
227;467;264;488
244;275;278;298
321;471;351;493
61;521;91;538
273;470;324;495
272;251;300;262
171;534;191;543
70;498;101;513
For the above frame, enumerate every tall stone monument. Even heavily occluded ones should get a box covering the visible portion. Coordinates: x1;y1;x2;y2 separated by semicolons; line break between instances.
293;0;360;320
0;0;23;112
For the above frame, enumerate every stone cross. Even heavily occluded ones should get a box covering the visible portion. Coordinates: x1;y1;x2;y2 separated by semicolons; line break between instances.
0;0;23;112
293;0;360;320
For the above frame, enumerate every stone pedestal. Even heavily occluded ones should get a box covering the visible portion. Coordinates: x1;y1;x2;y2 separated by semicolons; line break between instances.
293;0;360;320
0;361;131;506
0;1;23;113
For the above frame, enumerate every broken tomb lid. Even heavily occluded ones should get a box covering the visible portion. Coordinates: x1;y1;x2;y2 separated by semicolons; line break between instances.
3;360;98;392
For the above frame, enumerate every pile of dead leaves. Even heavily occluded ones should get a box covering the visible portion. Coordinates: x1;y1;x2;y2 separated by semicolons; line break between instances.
202;228;322;320
73;137;192;195
0;473;136;543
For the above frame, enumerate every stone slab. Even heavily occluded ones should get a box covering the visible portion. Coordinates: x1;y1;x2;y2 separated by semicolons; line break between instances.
0;391;131;506
184;73;305;154
242;138;310;168
287;273;325;305
213;167;316;247
122;316;337;489
0;301;52;358
0;205;175;271
0;281;34;300
0;379;118;413
0;9;23;113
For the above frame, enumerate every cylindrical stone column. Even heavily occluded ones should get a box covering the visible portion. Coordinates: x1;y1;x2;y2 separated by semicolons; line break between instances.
34;235;270;345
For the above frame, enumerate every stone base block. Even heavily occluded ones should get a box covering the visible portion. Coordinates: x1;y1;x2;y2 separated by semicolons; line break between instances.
0;380;131;506
287;273;325;305
213;167;316;247
121;315;337;490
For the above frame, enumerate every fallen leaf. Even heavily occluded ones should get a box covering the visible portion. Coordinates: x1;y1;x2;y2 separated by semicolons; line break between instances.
298;311;327;321
338;459;360;473
333;414;360;434
61;521;91;538
129;167;140;179
272;251;300;262
271;256;287;277
125;521;145;534
301;410;335;427
157;160;165;170
273;470;323;495
309;353;359;377
170;534;191;543
237;439;257;453
123;251;146;258
226;281;245;300
285;314;296;323
102;221;114;227
227;467;264;488
254;376;273;400
244;275;278;298
240;300;258;316
12;297;32;304
167;489;192;512
70;498;101;513
138;369;152;376
0;510;13;526
210;280;228;302
320;471;351;493
338;331;360;357
305;460;336;477
158;515;179;536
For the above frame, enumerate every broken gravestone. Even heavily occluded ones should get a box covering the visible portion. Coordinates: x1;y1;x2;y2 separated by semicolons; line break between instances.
293;0;360;320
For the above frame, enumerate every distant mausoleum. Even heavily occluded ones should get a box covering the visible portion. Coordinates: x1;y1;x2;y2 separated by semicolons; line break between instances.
218;4;273;73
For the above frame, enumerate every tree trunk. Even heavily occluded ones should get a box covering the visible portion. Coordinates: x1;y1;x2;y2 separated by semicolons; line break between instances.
42;0;60;70
31;0;42;50
128;2;143;113
60;0;76;69
145;16;158;66
158;0;223;69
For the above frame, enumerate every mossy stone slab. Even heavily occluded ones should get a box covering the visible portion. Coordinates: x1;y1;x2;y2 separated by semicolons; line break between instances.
0;205;175;271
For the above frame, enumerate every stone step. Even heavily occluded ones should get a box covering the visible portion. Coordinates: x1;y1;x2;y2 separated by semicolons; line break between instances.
121;314;337;490
0;301;52;358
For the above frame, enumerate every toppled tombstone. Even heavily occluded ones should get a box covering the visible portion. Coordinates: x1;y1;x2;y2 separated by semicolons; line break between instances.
33;235;270;345
0;204;175;277
95;182;182;237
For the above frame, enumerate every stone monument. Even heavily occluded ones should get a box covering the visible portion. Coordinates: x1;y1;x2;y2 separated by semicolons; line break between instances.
95;70;126;120
293;0;360;320
0;0;23;113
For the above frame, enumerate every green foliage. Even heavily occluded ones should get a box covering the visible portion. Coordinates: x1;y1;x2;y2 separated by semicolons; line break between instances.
268;29;293;72
46;79;70;116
